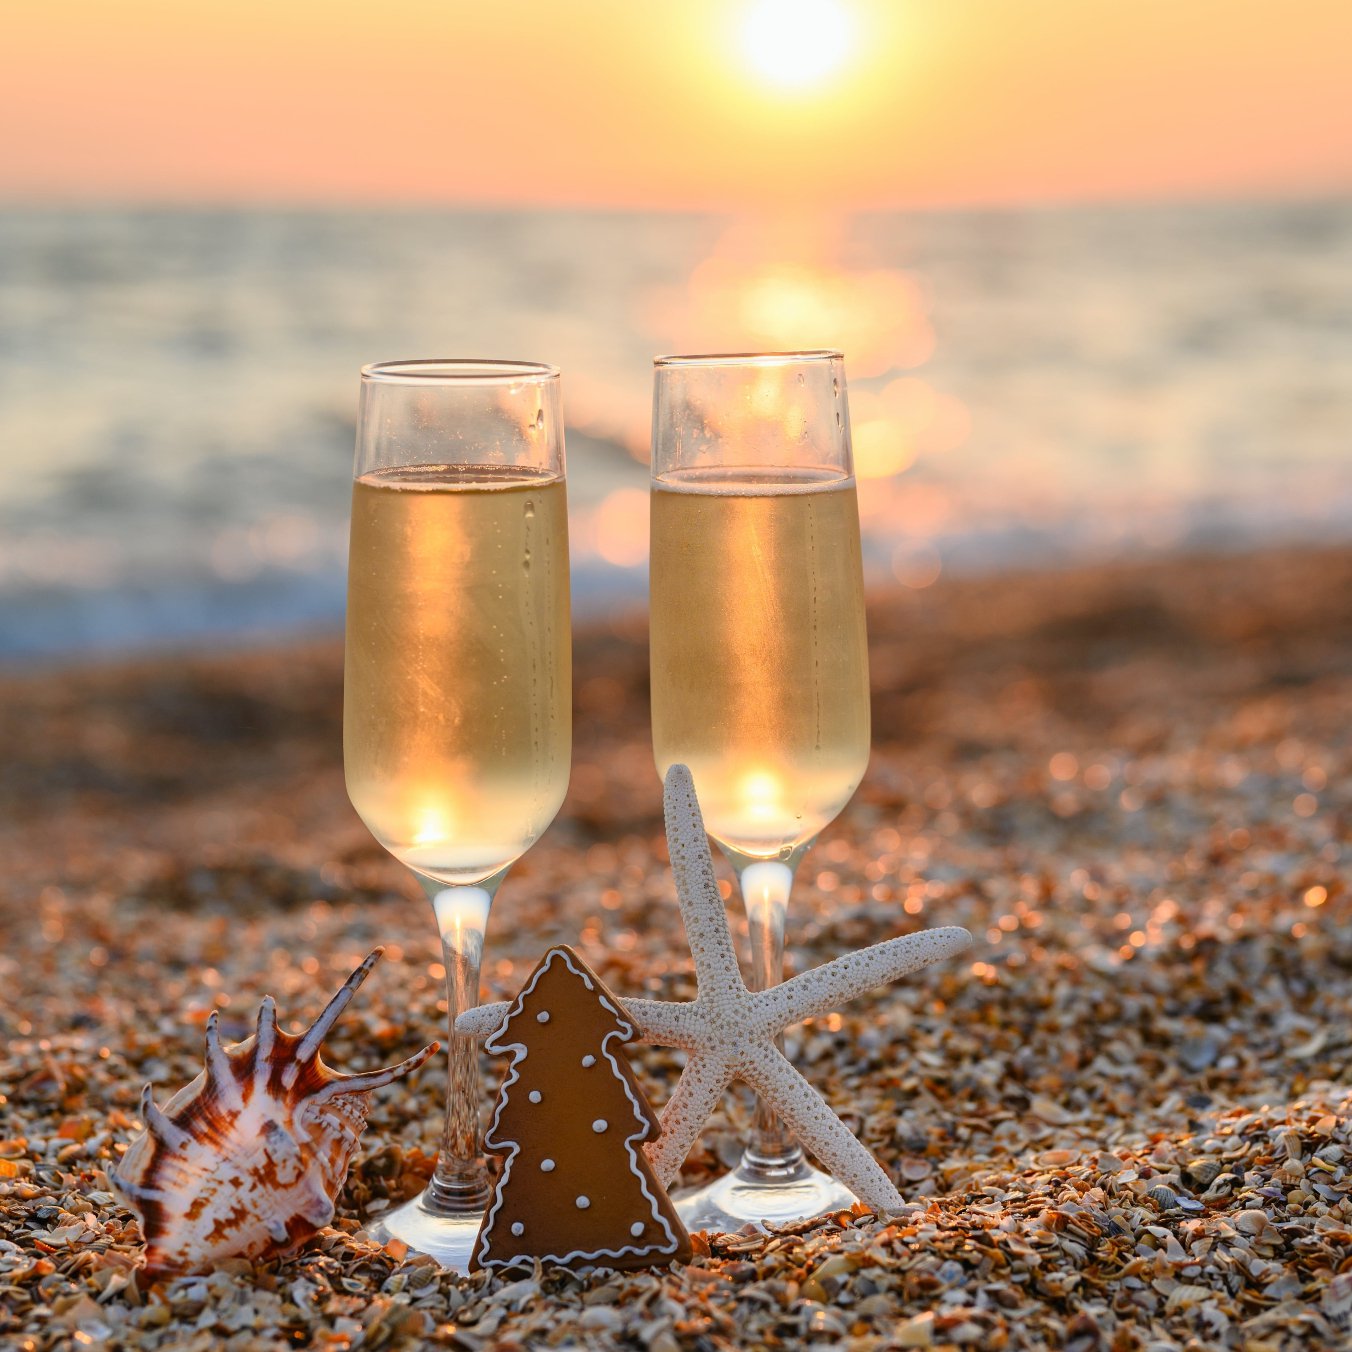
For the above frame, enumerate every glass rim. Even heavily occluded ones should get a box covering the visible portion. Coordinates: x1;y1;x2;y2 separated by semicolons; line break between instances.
361;358;560;386
652;349;844;369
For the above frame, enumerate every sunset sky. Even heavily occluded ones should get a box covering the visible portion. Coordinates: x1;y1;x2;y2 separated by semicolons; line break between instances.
4;0;1351;208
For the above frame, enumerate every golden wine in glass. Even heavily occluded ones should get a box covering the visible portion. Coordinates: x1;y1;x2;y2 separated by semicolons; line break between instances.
345;360;571;1270
649;351;870;1229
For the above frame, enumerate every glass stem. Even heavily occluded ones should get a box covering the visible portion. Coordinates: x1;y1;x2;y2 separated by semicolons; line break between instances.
422;881;497;1214
735;858;806;1175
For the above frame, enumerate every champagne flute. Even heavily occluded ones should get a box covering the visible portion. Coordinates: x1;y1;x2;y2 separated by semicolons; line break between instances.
649;351;870;1229
344;359;571;1270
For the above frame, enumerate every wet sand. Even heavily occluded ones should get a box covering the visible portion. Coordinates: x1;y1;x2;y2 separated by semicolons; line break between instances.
1;546;1348;1349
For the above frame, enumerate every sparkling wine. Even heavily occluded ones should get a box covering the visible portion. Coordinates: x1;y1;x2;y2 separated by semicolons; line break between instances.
650;466;870;859
345;464;571;886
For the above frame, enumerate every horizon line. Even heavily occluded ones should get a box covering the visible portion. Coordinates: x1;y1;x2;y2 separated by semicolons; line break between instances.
2;181;1350;217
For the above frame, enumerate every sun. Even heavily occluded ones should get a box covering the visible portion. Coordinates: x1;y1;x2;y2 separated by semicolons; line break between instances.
740;0;854;90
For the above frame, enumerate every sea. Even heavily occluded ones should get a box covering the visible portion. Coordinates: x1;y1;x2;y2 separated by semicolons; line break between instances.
1;199;1349;661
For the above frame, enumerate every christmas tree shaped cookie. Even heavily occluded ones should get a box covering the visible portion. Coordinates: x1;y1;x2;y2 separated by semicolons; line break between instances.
473;946;692;1272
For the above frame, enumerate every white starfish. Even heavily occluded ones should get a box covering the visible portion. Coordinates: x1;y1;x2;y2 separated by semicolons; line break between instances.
459;764;971;1214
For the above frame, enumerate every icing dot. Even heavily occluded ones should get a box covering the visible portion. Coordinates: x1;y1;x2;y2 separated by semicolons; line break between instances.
511;1222;524;1237
630;1221;645;1236
575;1196;590;1209
581;1055;596;1067
540;1158;555;1172
536;1010;550;1023
529;1090;542;1103
592;1119;608;1133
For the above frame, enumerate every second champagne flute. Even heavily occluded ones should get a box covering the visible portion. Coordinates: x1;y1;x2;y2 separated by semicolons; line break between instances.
344;359;571;1270
649;350;871;1230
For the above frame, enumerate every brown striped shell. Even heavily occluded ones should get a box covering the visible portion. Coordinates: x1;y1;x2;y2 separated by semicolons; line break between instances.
111;949;436;1281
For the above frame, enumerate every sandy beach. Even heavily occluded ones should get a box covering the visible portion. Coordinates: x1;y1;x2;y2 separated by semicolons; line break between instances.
1;546;1348;1349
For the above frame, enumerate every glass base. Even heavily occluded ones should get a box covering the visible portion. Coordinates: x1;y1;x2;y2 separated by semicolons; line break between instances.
367;1190;484;1273
673;1157;858;1233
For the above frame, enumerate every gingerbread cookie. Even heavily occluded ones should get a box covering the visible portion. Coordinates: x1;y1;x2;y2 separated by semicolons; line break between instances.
472;946;692;1272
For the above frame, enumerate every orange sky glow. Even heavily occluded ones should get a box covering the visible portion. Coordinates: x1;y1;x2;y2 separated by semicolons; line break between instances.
4;0;1350;208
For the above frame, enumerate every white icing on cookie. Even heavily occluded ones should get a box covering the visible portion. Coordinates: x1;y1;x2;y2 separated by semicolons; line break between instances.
536;1011;550;1023
592;1119;608;1133
581;1055;595;1067
511;1222;524;1236
529;1090;542;1103
540;1158;555;1172
575;1196;590;1209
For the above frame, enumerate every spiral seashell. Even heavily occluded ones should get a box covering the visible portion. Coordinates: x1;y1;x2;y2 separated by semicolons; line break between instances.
112;949;436;1281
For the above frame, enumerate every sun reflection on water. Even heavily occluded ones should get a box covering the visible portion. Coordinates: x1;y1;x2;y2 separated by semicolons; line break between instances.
583;216;974;582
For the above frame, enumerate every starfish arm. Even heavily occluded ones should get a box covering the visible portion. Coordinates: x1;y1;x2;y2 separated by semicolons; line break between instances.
619;998;704;1049
739;1047;906;1216
643;1051;733;1191
457;995;699;1049
753;927;972;1035
663;765;747;992
454;1002;510;1039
